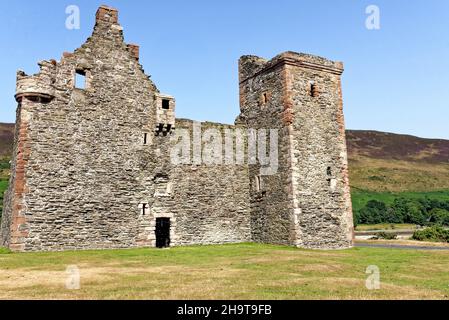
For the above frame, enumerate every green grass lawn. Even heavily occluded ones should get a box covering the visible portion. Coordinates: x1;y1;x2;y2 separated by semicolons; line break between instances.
0;243;448;300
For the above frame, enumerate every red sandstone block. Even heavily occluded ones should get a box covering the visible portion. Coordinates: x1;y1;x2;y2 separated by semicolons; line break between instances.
127;44;140;60
282;110;293;125
13;216;26;223
96;6;118;24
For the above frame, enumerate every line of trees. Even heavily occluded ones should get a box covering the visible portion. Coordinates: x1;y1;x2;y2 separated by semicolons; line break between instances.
354;198;449;227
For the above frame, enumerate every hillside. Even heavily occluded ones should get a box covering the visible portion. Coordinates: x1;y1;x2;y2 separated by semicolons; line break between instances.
0;123;14;158
0;123;14;213
346;130;449;163
347;130;449;192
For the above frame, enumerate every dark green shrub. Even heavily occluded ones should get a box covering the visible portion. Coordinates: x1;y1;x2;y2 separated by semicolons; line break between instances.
371;232;397;240
354;197;449;227
0;161;10;170
412;226;449;243
358;200;388;224
428;208;449;226
353;211;360;227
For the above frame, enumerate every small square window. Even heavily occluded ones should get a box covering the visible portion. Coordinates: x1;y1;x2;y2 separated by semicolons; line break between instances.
75;70;86;89
162;99;170;110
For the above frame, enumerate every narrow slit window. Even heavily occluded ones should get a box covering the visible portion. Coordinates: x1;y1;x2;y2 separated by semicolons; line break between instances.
260;92;270;106
162;99;170;110
75;70;86;89
255;176;261;191
143;133;148;145
310;81;317;97
141;203;147;216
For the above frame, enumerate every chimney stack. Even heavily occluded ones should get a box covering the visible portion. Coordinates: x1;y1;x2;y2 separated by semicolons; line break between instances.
96;5;118;24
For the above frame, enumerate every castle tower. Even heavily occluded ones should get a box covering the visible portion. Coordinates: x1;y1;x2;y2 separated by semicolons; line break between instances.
0;61;57;250
238;51;354;249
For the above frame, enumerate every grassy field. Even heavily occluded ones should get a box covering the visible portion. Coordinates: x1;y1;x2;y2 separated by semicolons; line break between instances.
0;243;448;300
355;224;418;231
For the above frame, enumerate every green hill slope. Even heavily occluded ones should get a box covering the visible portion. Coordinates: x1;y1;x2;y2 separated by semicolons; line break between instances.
347;130;449;192
346;130;449;225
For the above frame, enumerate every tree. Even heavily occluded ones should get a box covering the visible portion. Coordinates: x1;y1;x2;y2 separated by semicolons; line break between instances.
428;208;449;226
358;200;388;224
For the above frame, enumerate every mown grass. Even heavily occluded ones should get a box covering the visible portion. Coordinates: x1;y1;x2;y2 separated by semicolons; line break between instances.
0;243;448;300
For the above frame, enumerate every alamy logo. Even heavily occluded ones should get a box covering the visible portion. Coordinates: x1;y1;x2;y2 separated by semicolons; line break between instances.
170;122;279;175
365;5;381;30
365;265;380;290
66;5;81;30
65;265;80;290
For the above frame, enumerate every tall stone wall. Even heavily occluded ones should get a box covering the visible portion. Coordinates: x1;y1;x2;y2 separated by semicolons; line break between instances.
134;119;252;248
170;119;251;245
286;53;354;248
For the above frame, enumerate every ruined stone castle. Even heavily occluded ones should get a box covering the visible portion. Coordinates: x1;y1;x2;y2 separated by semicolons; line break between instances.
0;6;353;252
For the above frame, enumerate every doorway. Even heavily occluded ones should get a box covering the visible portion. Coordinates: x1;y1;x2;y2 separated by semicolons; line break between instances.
155;218;170;248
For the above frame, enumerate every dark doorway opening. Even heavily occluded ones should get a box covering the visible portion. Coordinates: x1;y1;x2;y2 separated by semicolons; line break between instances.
155;218;170;248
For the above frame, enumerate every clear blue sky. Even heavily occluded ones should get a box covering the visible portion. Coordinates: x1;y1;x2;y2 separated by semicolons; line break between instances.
1;0;448;139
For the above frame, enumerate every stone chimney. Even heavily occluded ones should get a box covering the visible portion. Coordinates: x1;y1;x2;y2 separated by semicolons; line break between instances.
96;5;118;24
127;44;140;61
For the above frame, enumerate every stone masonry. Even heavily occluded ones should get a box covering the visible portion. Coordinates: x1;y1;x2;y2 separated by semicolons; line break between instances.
0;6;353;252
